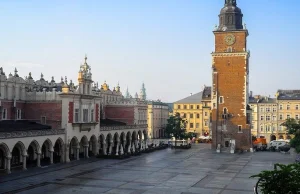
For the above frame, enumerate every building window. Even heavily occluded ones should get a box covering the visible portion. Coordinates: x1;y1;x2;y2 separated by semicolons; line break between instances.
272;108;276;112
204;112;208;116
190;105;194;109
196;123;199;128
266;108;270;112
287;114;291;119
238;125;242;133
196;105;200;109
287;105;290;110
41;116;46;124
190;123;194;128
260;116;264;121
279;114;283;120
272;126;276;132
190;114;193;118
266;115;271;121
90;109;94;122
260;125;263;132
184;105;187;109
205;120;208;126
296;105;299;110
74;108;79;122
296;114;299;120
196;114;200;118
17;109;21;120
213;103;216;108
83;109;88;122
279;104;283;110
272;115;276;121
260;107;264;112
178;105;181;109
2;108;7;120
219;96;224;104
183;113;186;118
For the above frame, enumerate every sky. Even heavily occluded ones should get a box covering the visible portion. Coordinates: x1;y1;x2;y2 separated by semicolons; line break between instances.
0;0;299;102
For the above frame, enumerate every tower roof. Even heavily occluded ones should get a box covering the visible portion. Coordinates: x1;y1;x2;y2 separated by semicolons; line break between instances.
217;0;243;31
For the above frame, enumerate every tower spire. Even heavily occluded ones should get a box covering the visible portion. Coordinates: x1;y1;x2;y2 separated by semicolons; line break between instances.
218;0;243;31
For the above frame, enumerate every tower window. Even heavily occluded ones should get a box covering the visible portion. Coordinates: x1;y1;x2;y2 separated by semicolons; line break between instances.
223;108;228;114
227;47;232;52
238;125;242;133
219;96;224;104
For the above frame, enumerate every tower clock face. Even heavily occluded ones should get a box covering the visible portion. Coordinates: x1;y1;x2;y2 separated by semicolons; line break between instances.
224;34;236;45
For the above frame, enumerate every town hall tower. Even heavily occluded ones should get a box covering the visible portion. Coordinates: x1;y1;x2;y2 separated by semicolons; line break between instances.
211;0;252;150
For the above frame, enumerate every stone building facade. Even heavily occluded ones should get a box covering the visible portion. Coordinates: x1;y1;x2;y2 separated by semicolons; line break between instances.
249;90;300;142
0;56;149;175
147;101;169;139
173;86;211;137
211;0;252;150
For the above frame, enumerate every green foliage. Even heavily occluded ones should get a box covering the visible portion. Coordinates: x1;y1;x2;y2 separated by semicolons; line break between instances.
165;112;187;140
250;163;300;194
283;118;300;153
283;118;300;135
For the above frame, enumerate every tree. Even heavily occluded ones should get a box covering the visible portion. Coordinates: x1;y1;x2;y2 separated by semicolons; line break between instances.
165;112;187;146
282;118;300;153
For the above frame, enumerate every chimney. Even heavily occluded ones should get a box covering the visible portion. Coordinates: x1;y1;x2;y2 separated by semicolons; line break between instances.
250;91;253;97
190;93;193;96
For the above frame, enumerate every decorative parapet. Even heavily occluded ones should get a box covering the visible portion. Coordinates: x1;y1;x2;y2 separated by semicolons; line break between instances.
0;129;65;139
105;99;147;106
101;124;148;131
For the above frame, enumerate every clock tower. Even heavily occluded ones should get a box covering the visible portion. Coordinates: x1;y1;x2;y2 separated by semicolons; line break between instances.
211;0;252;151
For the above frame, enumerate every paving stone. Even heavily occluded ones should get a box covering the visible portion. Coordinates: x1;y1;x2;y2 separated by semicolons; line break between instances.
0;144;295;194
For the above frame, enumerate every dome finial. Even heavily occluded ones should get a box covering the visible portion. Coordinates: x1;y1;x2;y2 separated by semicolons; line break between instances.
225;0;236;6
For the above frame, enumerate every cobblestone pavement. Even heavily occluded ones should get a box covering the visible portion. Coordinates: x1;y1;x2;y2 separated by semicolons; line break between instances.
0;144;294;194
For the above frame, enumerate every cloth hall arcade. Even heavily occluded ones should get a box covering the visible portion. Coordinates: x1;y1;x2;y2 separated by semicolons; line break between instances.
0;56;148;174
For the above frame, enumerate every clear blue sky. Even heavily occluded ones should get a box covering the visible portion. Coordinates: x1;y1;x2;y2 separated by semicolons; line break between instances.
0;0;299;102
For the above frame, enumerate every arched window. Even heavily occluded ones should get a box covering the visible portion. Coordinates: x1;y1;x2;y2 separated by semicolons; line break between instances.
223;108;228;114
227;47;232;52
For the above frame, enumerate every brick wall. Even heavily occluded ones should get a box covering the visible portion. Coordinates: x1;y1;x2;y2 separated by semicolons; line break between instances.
0;101;26;120
211;31;251;150
23;102;62;129
105;106;134;125
68;102;74;123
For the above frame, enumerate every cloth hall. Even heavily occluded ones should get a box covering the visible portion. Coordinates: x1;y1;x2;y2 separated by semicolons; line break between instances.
0;56;149;174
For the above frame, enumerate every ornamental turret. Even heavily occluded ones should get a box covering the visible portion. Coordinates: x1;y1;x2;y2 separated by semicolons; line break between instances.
139;82;146;100
77;55;93;95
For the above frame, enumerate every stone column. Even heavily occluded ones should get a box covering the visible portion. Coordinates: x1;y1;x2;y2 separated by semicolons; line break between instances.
115;142;120;156
145;139;148;149
85;146;89;158
95;142;100;155
22;155;27;170
76;147;80;160
6;156;11;174
103;142;107;155
50;151;54;164
128;139;131;153
37;153;41;167
108;141;113;155
132;142;135;153
135;140;138;150
120;144;124;155
65;143;70;163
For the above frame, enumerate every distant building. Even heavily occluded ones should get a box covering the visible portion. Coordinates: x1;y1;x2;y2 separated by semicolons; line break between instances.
249;90;299;142
173;86;211;137
147;101;169;139
0;56;148;175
